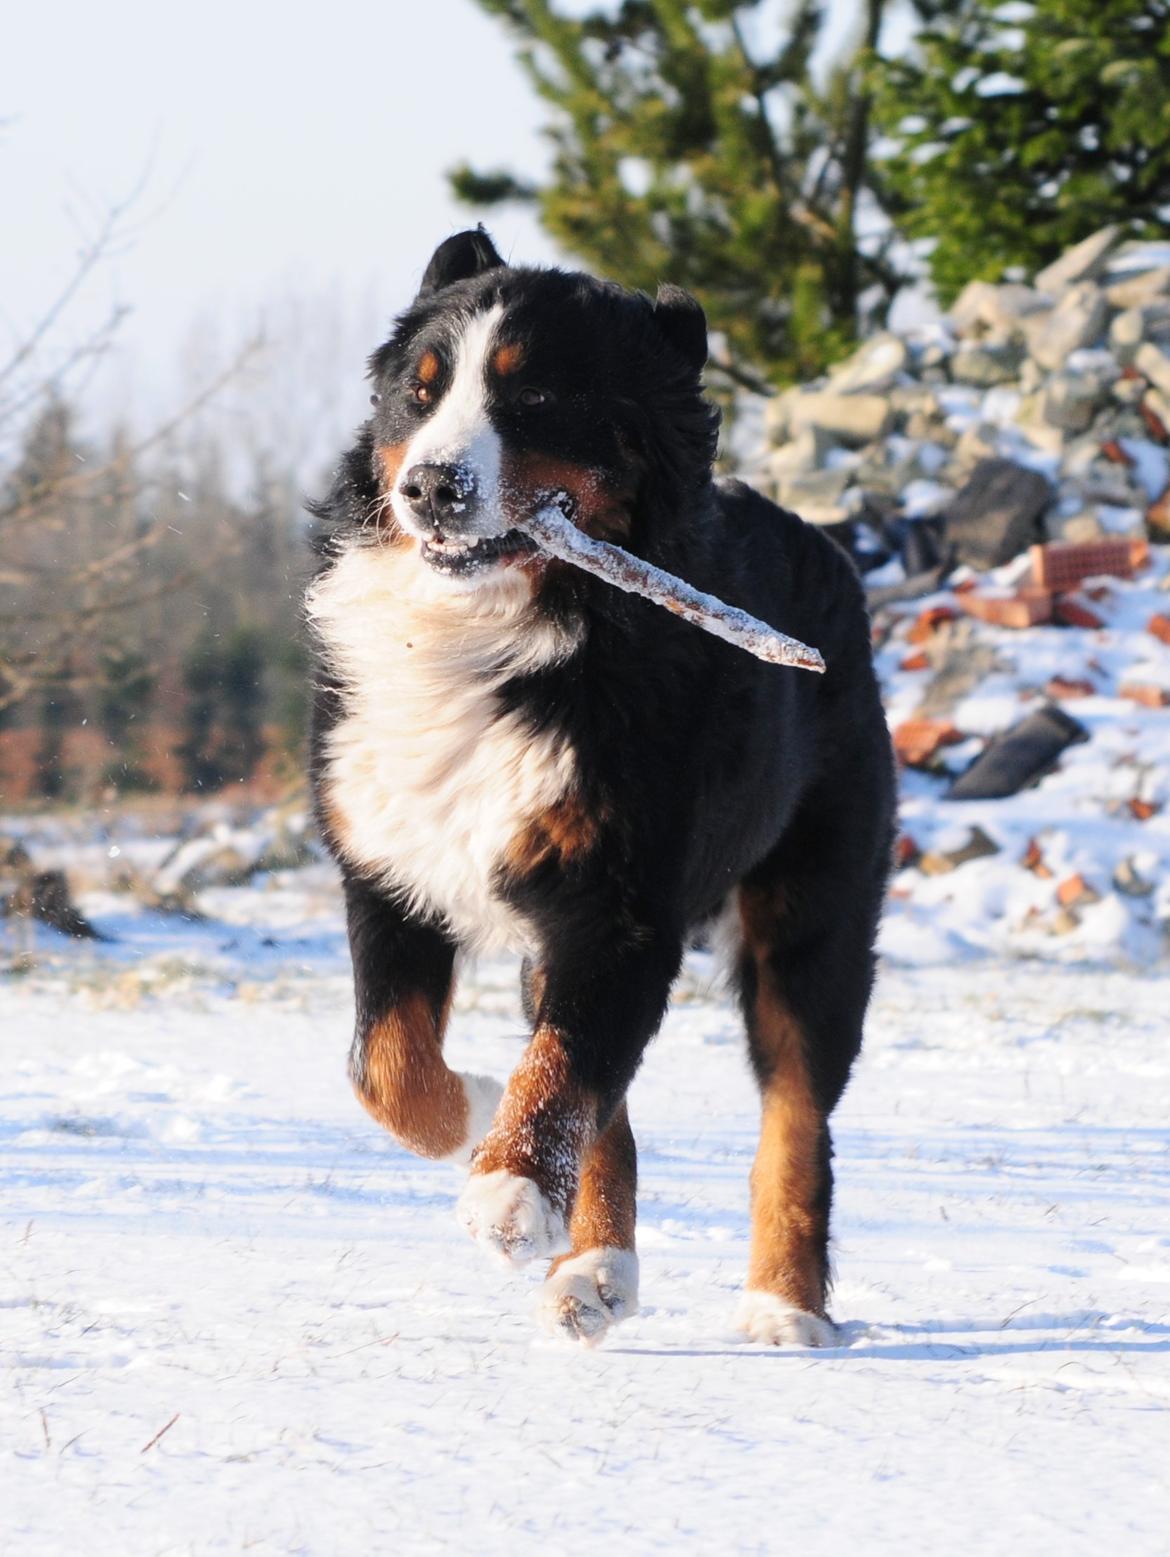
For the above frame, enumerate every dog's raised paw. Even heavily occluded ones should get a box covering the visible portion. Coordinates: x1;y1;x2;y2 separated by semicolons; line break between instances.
539;1247;639;1345
736;1290;836;1348
456;1169;569;1266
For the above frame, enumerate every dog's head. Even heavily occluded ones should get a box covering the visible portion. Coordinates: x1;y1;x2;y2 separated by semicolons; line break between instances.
362;228;719;587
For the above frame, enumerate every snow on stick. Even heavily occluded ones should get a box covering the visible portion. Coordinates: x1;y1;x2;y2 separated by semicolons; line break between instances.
519;503;826;673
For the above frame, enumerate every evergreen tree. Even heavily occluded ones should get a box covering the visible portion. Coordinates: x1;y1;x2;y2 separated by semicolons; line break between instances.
174;627;269;793
217;626;267;786
176;630;227;794
451;0;907;389
97;646;156;792
874;0;1170;304
34;682;77;801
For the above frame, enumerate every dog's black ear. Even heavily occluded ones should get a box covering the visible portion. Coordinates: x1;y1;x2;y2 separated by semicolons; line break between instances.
653;284;708;372
417;227;505;298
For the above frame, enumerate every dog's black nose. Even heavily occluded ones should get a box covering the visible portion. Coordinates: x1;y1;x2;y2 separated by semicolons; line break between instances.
398;463;475;527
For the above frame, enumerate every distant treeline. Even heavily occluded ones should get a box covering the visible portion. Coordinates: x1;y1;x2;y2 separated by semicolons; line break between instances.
0;395;312;804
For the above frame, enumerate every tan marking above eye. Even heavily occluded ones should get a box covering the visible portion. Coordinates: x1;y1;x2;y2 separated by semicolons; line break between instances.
417;349;441;384
493;341;524;376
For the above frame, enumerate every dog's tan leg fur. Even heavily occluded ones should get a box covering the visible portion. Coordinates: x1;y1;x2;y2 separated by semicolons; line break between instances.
540;1102;639;1342
553;1099;636;1262
738;888;834;1344
352;984;472;1160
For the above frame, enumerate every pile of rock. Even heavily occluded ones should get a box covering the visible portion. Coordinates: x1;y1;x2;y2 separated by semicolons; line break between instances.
756;227;1170;577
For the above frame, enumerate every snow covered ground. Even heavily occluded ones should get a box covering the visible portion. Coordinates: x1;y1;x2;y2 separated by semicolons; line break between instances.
3;889;1168;1556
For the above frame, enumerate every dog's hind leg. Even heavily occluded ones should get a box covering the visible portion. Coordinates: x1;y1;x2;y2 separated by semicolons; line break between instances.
344;874;502;1163
733;819;886;1347
538;1100;639;1344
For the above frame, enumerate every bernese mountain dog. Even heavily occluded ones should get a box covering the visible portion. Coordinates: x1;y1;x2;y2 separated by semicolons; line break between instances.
306;229;896;1346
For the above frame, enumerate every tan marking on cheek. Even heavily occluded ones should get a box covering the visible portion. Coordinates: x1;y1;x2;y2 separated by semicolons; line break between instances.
354;989;469;1159
501;451;632;543
549;1102;637;1272
506;793;605;875
417;350;441;384
473;1024;596;1216
738;888;828;1318
373;442;416;549
492;340;525;376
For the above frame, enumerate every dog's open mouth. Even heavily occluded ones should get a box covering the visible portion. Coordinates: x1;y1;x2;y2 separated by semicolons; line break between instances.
420;530;537;575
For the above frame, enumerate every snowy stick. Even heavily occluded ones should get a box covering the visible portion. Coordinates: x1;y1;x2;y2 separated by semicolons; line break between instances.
519;503;826;673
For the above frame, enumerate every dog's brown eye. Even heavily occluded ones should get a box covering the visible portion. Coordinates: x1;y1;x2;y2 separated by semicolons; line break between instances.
518;387;547;408
411;383;432;405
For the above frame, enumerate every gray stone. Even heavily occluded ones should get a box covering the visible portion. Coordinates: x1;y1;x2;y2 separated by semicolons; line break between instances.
1111;375;1147;407
1044;507;1104;544
949;280;1049;337
916;342;950;373
1040;373;1106;433
951;340;1025;387
952;421;1000;475
943;457;1053;569
1134;341;1170;399
1106;266;1170;310
1110;307;1147;366
1020;422;1066;460
788;391;894;447
1034;225;1122;293
762;386;804;442
828;333;908;393
1065;460;1146;510
888;384;942;418
1026;282;1110;371
766;426;837;480
1146;387;1170;431
776;466;852;522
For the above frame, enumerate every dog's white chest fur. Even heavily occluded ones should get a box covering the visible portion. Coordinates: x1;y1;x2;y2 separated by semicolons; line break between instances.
307;545;580;954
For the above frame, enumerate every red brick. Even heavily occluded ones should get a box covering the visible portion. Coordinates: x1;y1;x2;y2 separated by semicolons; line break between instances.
1044;676;1095;700
1022;838;1053;879
894;833;920;869
1119;682;1170;709
1057;874;1099;908
960;590;1053;629
1129;797;1162;822
1030;539;1145;592
1140;398;1169;444
906;605;958;644
1054;596;1106;630
892;718;965;768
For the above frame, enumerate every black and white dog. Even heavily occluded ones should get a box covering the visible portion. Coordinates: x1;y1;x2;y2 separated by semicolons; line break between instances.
307;230;895;1344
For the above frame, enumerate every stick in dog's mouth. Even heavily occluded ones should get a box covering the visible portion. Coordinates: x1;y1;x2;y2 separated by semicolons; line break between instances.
517;499;826;673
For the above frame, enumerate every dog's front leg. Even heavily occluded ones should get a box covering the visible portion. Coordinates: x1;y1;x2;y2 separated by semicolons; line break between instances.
456;928;681;1272
344;874;502;1163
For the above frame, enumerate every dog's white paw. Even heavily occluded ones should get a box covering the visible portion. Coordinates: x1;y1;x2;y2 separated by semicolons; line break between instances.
441;1073;504;1167
456;1169;569;1266
539;1247;639;1346
736;1290;836;1348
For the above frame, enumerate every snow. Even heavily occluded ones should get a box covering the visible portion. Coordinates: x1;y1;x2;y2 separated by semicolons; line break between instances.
878;546;1170;964
3;895;1168;1554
